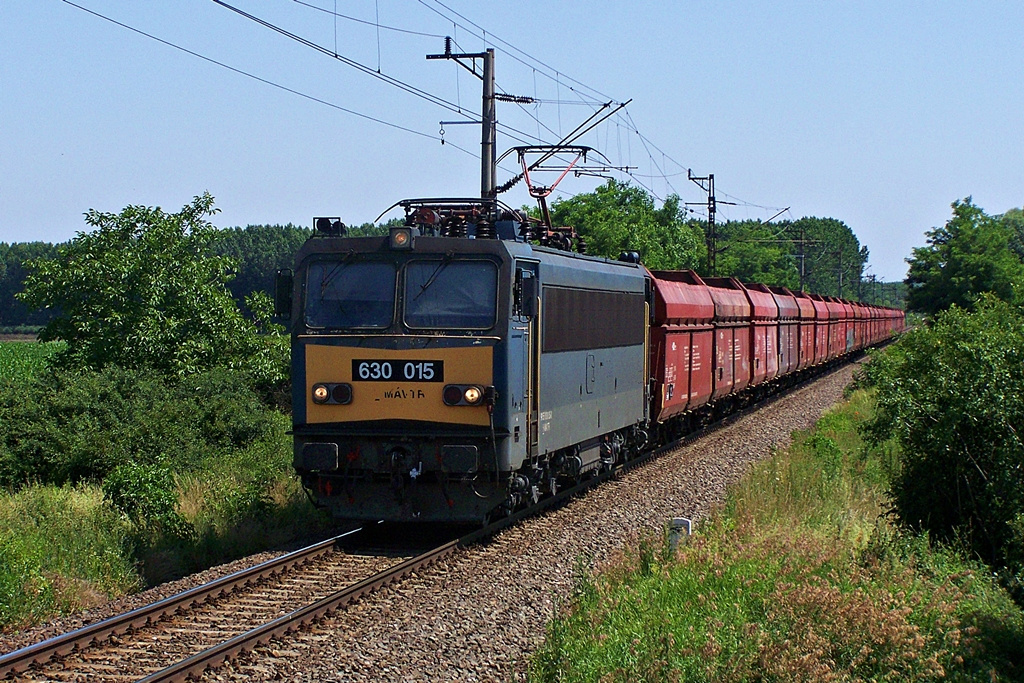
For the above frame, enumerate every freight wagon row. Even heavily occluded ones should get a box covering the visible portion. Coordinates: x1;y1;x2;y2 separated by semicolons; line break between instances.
649;270;904;424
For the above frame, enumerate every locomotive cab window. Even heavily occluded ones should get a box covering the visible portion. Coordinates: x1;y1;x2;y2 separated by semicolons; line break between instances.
304;260;397;329
403;260;498;330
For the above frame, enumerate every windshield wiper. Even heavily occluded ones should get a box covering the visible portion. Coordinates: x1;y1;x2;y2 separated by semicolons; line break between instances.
412;254;454;301
318;251;356;298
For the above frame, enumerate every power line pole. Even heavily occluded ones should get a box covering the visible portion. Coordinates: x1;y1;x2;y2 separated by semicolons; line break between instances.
480;48;495;199
837;250;843;298
427;39;496;199
797;224;806;291
688;170;716;275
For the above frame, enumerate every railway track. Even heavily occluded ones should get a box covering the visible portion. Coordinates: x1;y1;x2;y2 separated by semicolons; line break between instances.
0;527;441;681
0;359;856;682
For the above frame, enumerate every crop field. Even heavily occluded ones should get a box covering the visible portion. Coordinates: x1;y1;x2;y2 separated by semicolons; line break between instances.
0;340;62;382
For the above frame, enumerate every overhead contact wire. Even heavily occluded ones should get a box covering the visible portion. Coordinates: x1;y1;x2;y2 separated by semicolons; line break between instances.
59;0;479;160
212;0;477;123
293;0;447;38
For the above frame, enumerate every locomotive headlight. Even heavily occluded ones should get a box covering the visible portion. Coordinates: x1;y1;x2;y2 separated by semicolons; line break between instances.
389;226;415;250
331;383;353;405
442;384;488;406
313;383;353;405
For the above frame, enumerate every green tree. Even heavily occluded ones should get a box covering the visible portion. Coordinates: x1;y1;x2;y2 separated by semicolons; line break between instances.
905;198;1024;316
1000;207;1024;262
346;218;399;237
18;193;286;385
864;297;1024;595
548;180;705;270
711;219;800;288
215;223;311;315
790;217;868;297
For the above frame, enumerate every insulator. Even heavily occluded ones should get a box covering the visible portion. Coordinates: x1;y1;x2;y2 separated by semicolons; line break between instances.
576;236;587;254
475;220;496;240
448;220;467;238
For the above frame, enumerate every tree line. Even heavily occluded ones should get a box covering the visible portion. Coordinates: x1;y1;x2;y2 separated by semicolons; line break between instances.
0;225;301;331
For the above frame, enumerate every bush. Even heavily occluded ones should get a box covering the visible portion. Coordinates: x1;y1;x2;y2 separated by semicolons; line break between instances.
0;364;327;606
17;194;289;393
863;297;1024;594
0;366;285;490
103;462;194;541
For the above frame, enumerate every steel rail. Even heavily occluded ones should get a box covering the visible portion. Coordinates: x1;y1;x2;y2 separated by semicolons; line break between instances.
139;539;461;682
0;527;361;678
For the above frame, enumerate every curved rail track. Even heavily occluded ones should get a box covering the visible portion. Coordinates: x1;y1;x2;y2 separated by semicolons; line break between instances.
0;359;859;682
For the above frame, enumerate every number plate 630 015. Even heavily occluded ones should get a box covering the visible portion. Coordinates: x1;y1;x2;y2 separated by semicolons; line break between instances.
351;359;445;382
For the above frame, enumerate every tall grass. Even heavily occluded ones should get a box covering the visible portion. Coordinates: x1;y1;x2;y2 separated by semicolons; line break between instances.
139;454;334;586
0;468;332;630
530;390;1024;681
0;484;140;629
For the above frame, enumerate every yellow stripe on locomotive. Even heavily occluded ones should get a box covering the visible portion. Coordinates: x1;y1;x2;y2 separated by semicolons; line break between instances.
303;342;494;426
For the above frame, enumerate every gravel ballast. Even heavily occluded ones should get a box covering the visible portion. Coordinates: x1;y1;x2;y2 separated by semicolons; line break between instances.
209;363;859;682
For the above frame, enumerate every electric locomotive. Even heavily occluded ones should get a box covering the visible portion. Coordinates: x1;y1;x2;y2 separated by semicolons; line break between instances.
279;199;651;524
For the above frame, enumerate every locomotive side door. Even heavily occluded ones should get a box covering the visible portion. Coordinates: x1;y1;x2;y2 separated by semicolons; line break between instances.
514;263;540;456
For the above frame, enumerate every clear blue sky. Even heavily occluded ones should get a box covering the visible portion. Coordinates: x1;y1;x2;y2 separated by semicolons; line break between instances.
2;1;1021;282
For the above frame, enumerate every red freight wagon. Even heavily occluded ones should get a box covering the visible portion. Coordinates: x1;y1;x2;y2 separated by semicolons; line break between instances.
823;297;843;360
791;291;817;370
865;305;877;345
704;277;753;400
768;286;801;376
742;282;780;386
838;299;855;353
889;308;903;335
807;294;831;364
851;301;867;351
826;297;849;358
872;305;888;344
648;270;715;422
